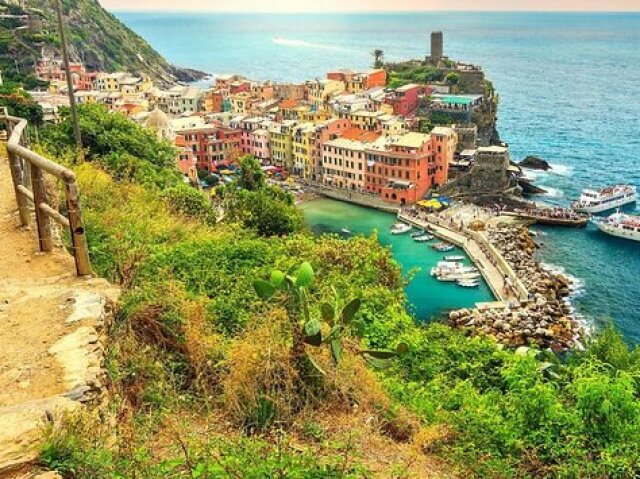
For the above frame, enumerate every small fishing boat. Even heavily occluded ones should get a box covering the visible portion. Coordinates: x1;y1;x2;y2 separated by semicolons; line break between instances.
413;234;434;243
430;261;477;277
432;242;455;252
457;279;480;288
391;222;412;235
437;272;481;282
410;230;426;238
443;255;465;262
341;228;352;235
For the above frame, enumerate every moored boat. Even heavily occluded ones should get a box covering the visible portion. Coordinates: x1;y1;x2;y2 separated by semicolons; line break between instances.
444;255;465;261
437;272;481;282
414;234;434;242
432;242;455;252
391;222;412;235
593;211;640;243
503;209;589;228
572;185;636;214
410;230;426;238
457;279;480;288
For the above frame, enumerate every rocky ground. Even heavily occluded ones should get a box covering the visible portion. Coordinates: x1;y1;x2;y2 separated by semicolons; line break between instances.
449;225;583;351
0;152;119;477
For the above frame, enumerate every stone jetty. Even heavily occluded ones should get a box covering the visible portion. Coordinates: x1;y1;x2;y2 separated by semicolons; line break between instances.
449;225;583;350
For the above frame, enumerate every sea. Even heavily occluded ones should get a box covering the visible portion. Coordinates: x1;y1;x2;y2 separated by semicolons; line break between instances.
115;11;640;341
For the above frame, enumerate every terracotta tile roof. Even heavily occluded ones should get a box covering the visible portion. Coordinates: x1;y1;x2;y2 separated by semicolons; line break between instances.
279;98;299;109
340;128;382;143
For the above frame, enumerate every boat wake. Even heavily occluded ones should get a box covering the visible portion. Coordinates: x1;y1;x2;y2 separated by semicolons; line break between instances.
273;37;346;51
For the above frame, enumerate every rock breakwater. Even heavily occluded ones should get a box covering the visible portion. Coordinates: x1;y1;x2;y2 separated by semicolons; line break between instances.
449;225;583;351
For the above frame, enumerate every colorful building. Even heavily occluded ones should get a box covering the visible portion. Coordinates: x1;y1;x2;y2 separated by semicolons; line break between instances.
174;125;242;172
385;84;423;117
306;79;345;109
268;120;297;170
327;69;387;93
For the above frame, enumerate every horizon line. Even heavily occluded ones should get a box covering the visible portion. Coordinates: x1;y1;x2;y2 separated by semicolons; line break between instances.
111;9;640;14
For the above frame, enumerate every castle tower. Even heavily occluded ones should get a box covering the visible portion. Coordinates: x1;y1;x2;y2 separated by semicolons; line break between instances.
430;31;443;64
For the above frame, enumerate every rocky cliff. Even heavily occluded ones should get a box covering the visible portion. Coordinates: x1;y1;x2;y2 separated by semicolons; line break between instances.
0;0;206;87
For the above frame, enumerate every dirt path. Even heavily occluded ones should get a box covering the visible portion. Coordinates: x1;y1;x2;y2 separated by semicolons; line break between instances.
0;150;118;475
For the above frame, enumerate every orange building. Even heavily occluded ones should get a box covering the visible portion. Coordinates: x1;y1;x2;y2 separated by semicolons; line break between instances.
327;69;387;93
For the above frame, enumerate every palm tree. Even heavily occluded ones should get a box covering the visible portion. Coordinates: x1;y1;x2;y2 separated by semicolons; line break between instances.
371;49;384;69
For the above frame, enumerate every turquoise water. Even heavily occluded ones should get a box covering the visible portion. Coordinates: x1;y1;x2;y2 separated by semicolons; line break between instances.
115;12;640;340
299;198;493;320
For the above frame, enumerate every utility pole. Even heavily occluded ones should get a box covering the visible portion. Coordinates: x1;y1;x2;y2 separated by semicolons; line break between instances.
53;0;84;162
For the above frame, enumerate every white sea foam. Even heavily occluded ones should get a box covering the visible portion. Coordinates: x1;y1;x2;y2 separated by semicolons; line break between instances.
273;37;345;51
548;163;573;177
542;186;565;198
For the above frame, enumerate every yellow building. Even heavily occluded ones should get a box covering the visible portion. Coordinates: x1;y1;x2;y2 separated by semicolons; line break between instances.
268;120;297;170
339;110;384;131
292;122;316;179
306;79;345;109
230;92;252;114
95;72;126;92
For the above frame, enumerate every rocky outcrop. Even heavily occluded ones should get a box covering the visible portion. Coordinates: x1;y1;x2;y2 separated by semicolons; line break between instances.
439;146;532;208
449;226;582;350
519;156;551;171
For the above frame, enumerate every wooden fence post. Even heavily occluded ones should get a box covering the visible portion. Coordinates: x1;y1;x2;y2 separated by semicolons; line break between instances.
7;133;32;227
64;181;92;276
30;165;53;252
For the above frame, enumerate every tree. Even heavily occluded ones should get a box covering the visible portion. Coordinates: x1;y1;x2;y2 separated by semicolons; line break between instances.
371;49;385;69
445;72;460;86
0;83;44;126
236;155;265;191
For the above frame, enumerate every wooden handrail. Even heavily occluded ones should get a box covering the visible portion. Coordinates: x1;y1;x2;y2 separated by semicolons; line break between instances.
2;113;91;276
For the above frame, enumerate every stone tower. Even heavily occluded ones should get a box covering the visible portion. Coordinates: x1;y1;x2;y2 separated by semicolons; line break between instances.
430;31;443;64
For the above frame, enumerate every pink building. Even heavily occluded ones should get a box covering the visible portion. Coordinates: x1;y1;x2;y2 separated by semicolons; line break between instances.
251;128;271;162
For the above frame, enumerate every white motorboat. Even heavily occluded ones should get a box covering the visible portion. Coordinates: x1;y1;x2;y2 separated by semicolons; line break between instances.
414;234;434;243
341;228;352;235
430;261;477;277
457;279;480;288
437;272;481;282
391;222;412;235
432;242;455;252
572;185;636;214
410;230;426;238
593;211;640;243
443;255;465;261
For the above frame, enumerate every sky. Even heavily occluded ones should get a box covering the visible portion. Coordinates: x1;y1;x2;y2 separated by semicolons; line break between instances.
100;0;640;12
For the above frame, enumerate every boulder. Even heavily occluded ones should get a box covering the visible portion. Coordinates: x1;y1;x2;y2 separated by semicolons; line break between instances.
519;156;551;171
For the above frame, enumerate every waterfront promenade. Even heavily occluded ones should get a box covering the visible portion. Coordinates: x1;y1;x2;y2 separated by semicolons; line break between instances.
398;210;529;303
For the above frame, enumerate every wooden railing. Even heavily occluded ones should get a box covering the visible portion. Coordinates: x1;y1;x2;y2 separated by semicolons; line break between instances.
2;112;91;276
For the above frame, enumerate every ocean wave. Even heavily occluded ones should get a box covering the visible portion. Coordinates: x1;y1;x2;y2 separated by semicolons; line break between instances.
273;37;346;51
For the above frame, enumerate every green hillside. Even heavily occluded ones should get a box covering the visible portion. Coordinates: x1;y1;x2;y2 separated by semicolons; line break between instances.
0;0;205;87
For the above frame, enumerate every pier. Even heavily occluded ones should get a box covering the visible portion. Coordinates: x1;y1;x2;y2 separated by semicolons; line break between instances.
398;211;529;303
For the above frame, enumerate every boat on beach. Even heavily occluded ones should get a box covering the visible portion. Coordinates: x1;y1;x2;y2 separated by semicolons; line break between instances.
572;185;637;214
593;211;640;243
391;222;412;235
